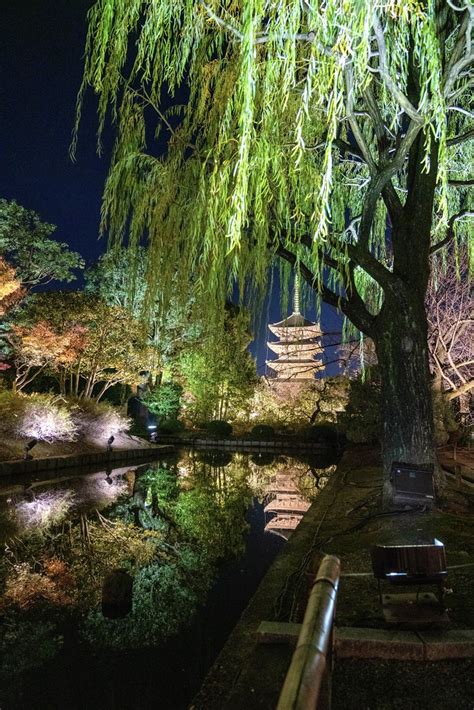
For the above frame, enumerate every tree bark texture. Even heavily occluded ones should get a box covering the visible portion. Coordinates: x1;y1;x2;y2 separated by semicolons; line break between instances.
374;286;436;503
374;133;440;505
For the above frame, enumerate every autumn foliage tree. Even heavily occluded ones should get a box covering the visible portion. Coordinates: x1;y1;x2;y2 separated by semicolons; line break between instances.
12;293;158;401
0;257;23;318
11;320;86;393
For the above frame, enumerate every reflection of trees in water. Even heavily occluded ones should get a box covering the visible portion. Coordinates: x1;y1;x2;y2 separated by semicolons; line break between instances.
0;454;255;670
250;452;276;467
308;465;337;491
0;450;338;681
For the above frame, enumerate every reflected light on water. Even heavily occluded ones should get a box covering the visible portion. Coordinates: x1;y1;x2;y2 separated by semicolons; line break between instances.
15;490;75;529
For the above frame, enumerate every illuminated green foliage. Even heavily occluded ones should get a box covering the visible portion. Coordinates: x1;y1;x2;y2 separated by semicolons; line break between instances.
0;199;83;289
85;247;204;377
75;1;474;488
143;381;183;420
75;1;473;327
178;306;257;422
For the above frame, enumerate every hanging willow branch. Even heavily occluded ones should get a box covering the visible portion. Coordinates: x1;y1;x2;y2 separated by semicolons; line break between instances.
74;0;473;334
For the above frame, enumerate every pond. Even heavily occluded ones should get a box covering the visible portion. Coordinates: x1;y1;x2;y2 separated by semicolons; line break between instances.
0;449;339;709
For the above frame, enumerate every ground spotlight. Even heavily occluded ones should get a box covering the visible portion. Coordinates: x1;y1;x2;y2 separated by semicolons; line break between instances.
23;438;38;461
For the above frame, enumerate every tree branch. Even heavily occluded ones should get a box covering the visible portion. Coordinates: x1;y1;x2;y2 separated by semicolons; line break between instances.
274;242;376;335
334;138;365;162
354;118;422;250
447;129;474;146
199;1;335;54
372;15;423;124
344;64;377;174
430;210;474;255
448;178;474;187
199;1;243;40
443;6;474;98
447;379;474;401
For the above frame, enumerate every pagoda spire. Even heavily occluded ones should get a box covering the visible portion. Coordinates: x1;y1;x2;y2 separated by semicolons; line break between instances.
293;271;301;315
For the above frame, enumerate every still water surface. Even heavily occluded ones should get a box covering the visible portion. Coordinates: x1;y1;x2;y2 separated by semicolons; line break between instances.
0;449;338;709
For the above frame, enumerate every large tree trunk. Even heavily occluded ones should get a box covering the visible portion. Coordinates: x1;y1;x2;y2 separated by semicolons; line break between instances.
374;281;437;506
369;122;442;506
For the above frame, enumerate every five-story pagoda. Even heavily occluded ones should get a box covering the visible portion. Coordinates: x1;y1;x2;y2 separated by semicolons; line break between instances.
266;275;324;387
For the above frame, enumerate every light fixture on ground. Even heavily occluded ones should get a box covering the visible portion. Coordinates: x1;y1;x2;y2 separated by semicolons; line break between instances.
23;438;38;460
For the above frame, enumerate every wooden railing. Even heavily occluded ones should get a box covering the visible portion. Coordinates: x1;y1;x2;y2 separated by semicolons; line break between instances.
277;554;340;710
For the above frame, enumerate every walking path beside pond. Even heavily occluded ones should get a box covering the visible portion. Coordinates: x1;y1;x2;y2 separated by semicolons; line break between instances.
193;445;474;710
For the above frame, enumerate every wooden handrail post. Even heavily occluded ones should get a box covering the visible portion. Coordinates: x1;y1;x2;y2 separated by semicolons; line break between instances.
277;554;340;710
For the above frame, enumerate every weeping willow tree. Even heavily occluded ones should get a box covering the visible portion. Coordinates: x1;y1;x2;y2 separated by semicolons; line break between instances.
75;0;473;502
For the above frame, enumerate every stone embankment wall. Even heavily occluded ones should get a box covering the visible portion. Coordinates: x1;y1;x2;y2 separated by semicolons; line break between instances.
154;435;339;452
0;445;174;478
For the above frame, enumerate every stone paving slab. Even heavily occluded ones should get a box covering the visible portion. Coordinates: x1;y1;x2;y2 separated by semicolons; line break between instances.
335;627;474;661
418;629;474;660
335;627;424;660
257;624;474;662
256;620;301;645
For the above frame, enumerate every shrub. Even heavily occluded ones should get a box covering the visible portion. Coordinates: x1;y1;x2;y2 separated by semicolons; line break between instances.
16;393;77;442
250;424;275;439
339;374;381;444
2;562;74;610
82;555;210;649
143;381;183;420
70;398;131;441
203;420;233;438
301;422;344;446
250;452;276;466
15;490;75;531
158;419;184;435
0;389;25;435
0;619;61;679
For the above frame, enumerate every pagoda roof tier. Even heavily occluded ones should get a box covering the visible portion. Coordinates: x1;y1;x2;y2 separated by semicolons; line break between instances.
268;324;322;340
271;312;314;328
265;514;303;531
267;358;323;369
266;359;323;370
265;474;300;492
266;362;323;379
267;341;323;356
264;497;311;513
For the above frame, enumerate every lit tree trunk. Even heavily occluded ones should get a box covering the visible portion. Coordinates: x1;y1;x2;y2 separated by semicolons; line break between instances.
373;133;441;505
59;369;66;396
374;287;436;503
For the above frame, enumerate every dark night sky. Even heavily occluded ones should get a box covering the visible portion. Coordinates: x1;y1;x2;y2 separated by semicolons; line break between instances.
1;0;108;265
1;1;343;374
